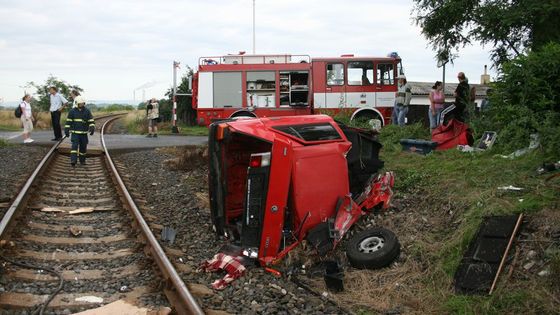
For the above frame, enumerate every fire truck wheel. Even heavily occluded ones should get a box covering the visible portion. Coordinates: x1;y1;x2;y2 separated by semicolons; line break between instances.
346;227;400;269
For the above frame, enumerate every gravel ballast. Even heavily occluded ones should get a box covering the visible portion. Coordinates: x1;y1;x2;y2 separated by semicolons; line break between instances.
114;148;346;314
0;144;50;220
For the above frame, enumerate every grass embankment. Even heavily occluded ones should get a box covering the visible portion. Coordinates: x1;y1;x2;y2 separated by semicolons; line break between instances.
0;108;131;131
0;138;10;147
123;110;208;136
0;110;53;131
335;124;559;314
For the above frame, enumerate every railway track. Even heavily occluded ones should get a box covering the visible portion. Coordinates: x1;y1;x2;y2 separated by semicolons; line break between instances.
0;114;203;314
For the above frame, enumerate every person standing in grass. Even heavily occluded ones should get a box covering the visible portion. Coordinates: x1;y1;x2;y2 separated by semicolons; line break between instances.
49;86;68;141
429;81;445;130
20;94;34;144
394;75;412;126
146;98;159;138
454;72;470;122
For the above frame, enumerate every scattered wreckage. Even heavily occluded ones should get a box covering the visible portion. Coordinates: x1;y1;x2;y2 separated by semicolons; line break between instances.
207;115;400;270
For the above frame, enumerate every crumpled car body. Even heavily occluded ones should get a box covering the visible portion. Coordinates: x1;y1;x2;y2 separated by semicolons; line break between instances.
208;115;394;266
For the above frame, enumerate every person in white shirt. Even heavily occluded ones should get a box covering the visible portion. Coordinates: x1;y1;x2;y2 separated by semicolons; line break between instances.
20;94;34;143
49;86;68;141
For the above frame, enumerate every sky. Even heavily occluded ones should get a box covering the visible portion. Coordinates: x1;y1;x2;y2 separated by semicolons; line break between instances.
0;0;496;104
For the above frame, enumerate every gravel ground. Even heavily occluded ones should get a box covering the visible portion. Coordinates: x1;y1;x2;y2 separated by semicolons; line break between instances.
114;149;347;314
0;144;50;220
0;153;169;314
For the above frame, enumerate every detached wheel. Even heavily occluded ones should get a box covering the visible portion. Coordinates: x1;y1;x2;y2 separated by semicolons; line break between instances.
346;227;400;269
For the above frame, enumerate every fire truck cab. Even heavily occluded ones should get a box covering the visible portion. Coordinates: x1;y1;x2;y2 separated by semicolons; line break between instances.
192;53;403;127
312;54;403;126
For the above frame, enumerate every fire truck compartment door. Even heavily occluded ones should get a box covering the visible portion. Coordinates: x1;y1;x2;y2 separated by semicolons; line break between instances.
376;92;395;107
213;72;242;108
313;92;327;109
325;92;347;109
346;92;375;108
258;138;293;262
197;72;213;108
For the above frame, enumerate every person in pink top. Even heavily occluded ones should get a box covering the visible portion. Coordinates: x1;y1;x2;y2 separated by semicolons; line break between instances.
429;81;445;129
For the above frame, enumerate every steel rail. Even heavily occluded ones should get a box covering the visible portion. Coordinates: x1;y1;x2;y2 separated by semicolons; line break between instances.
0;139;62;239
100;117;204;315
1;113;123;239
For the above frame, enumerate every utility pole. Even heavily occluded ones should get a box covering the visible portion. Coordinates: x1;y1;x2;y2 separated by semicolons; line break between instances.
172;61;193;132
442;63;446;95
172;61;180;133
437;53;449;95
253;0;256;54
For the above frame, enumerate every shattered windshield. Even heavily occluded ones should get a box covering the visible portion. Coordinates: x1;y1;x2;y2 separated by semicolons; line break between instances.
273;123;342;141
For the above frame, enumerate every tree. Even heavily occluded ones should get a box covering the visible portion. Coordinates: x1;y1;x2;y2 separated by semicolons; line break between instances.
27;75;83;111
413;0;560;66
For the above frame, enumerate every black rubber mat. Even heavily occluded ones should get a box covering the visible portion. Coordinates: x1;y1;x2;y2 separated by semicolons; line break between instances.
454;215;520;294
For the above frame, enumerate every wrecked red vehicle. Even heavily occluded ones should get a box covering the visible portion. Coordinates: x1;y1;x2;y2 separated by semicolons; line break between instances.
208;115;400;269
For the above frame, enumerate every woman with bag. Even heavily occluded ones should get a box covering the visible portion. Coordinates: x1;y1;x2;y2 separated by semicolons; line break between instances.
20;94;34;143
146;98;160;138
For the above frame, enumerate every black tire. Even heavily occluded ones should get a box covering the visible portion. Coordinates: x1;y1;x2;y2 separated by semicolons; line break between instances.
346;227;400;269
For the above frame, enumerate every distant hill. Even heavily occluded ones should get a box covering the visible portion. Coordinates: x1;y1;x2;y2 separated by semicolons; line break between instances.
1;99;139;108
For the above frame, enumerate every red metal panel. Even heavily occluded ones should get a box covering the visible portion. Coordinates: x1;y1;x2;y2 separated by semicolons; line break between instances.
191;72;199;109
242;71;247;107
290;142;351;238
258;138;293;265
226;114;343;143
275;71;280;108
199;63;311;72
312;56;400;62
312;61;326;93
377;107;393;125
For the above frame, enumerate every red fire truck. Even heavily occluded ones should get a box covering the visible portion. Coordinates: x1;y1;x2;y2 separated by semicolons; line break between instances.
192;53;403;126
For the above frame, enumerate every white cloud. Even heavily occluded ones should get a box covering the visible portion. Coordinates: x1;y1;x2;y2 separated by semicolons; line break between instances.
0;0;496;103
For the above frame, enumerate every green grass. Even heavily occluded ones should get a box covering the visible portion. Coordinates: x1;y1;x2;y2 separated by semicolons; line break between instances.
444;290;537;315
0;124;21;131
123;111;209;137
158;124;209;136
374;124;560;314
0;138;10;147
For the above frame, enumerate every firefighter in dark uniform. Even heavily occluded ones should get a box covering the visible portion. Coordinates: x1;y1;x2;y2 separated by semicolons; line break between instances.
64;96;95;166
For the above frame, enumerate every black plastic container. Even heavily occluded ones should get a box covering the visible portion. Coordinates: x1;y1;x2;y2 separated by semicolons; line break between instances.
323;261;344;292
399;138;438;155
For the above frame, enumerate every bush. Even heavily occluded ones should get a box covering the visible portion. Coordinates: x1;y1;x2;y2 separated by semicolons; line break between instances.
469;42;560;157
98;104;134;112
322;109;382;129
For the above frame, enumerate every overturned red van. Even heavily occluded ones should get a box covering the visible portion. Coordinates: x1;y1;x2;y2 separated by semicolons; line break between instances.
208;115;400;269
